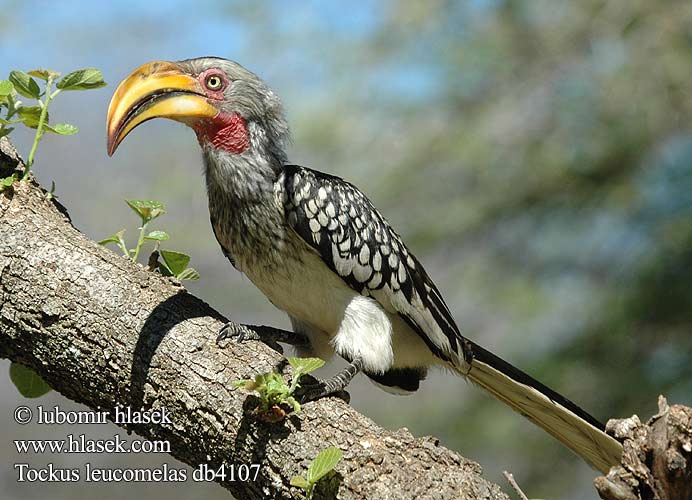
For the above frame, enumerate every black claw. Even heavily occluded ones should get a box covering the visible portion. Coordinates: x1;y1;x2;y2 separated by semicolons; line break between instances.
216;322;235;343
216;323;260;344
332;390;351;404
294;382;325;403
295;382;350;404
216;323;284;353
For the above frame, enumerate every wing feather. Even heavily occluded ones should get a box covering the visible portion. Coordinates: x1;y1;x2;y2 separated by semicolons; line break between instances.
280;165;464;364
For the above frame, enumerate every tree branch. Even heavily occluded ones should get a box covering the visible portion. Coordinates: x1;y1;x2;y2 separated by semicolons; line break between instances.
595;396;692;500
0;138;508;499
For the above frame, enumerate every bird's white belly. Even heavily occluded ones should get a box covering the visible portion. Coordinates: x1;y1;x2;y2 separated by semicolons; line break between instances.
242;247;436;374
247;250;354;335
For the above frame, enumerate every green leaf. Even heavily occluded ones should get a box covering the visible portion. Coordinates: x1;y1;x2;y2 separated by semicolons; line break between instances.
27;69;60;81
46;123;78;135
160;249;190;276
144;230;169;241
2;175;17;187
125;199;165;223
98;229;126;246
288;357;325;375
0;80;14;96
290;476;309;489
286;396;301;413
98;235;121;245
176;267;200;281
56;68;107;91
17;106;45;128
306;446;342;484
0;128;13;139
157;261;173;276
9;362;52;398
9;70;40;99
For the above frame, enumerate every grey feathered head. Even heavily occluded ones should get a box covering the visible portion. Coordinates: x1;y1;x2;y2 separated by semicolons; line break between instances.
107;57;289;158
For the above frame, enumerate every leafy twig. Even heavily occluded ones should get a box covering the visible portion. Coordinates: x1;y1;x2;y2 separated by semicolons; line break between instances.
1;67;106;186
99;199;199;281
235;357;325;422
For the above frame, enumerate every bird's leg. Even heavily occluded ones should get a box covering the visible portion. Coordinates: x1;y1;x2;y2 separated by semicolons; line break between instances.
296;357;363;403
217;322;309;348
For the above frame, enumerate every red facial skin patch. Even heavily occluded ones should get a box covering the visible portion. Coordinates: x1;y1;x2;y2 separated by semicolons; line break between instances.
194;112;249;154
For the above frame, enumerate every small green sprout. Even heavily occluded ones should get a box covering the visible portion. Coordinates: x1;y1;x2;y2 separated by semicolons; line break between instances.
99;199;199;281
290;446;343;499
235;357;325;422
0;67;106;190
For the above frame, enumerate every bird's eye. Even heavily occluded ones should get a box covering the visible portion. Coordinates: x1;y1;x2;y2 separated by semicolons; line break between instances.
205;74;224;91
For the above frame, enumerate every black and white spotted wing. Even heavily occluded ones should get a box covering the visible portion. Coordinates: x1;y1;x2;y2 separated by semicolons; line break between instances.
280;164;466;363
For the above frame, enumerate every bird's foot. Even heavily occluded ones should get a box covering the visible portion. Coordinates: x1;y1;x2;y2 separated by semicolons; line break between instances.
217;322;261;344
295;382;351;404
217;323;315;354
294;357;363;404
217;323;309;349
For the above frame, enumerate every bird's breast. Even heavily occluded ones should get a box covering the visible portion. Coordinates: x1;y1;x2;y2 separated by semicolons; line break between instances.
242;238;357;335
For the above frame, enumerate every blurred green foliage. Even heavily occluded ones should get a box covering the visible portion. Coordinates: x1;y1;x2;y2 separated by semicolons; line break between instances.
230;0;691;495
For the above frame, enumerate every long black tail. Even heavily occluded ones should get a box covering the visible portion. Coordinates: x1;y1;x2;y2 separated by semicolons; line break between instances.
458;340;622;473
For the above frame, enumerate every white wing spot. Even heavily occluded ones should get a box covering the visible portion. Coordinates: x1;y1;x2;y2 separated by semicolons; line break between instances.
372;251;382;271
359;244;370;265
302;181;312;196
307;199;318;216
318;187;328;202
339;237;351;253
334;253;354;276
318;211;329;227
369;271;382;288
398;263;407;283
353;262;371;283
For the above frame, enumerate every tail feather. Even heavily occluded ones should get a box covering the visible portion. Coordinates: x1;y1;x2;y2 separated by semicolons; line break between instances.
461;341;622;473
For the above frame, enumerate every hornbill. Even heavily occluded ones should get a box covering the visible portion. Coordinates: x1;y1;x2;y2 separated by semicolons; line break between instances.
106;57;622;473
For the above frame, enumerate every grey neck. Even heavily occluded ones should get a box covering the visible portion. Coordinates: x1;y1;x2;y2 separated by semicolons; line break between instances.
202;142;290;270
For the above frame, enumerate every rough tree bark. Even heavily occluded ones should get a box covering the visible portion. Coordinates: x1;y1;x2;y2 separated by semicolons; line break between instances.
0;137;510;499
594;397;692;500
